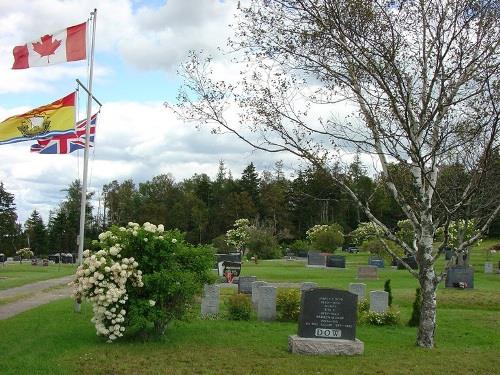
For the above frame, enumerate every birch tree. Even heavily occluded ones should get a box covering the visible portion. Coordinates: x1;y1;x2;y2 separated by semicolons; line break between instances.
170;0;500;348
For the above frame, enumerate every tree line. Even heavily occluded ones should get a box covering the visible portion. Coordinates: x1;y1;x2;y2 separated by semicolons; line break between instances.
1;155;498;257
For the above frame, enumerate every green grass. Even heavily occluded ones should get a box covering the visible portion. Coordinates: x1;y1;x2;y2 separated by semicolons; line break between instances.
0;239;498;374
0;264;76;290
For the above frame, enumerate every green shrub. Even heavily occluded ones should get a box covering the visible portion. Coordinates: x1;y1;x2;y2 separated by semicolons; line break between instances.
408;287;422;327
276;289;301;322
360;239;404;263
358;299;370;314
360;310;400;326
226;293;252;320
289;240;313;254
211;234;232;254
349;222;383;246
246;227;282;259
384;279;393;307
306;223;344;252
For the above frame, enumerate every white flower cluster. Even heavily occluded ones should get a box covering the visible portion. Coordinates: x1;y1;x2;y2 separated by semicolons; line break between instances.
16;247;34;258
306;224;330;240
225;218;251;251
71;232;143;342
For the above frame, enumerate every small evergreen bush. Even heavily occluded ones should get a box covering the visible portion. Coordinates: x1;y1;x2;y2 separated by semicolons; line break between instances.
276;288;301;322
408;287;422;327
384;279;393;307
226;293;252;320
360;310;400;326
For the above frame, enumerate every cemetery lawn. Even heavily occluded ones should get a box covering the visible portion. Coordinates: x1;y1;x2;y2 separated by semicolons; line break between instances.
0;264;76;290
0;239;498;375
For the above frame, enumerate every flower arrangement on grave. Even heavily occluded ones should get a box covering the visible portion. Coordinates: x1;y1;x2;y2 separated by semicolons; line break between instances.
306;223;344;252
71;222;214;342
16;248;34;263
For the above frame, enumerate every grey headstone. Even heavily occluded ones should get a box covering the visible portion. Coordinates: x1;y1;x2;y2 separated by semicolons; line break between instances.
368;257;385;268
298;288;357;341
484;262;493;274
301;282;318;292
308;251;326;267
257;285;277;321
238;276;257;294
445;266;474;288
251;281;267;308
369;291;389;313
348;283;366;300
357;266;378;279
201;284;220;316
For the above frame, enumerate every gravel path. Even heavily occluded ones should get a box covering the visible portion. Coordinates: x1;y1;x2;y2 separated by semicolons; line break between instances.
0;275;74;320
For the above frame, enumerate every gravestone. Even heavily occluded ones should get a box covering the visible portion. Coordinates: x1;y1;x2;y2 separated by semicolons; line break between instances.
326;255;346;268
368;257;385;268
301;282;318;292
221;261;242;281
357;266;378;279
0;253;5;263
238;276;257;294
348;283;366;300
200;284;220;316
251;281;267;309
369;291;389;313
257;285;277;321
484;262;493;274
445;266;474;288
308;251;326;267
397;256;418;270
42;259;49;266
289;288;363;355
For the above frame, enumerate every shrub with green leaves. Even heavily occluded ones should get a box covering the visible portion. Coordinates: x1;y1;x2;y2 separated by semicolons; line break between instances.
306;223;344;252
72;222;215;341
246;227;282;259
226;293;252;320
408;287;422;327
289;240;313;254
360;239;404;263
276;288;301;322
384;279;393;307
349;222;383;246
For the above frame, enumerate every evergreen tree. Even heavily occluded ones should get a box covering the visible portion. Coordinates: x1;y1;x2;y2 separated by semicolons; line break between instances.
0;183;18;256
239;162;260;209
24;210;48;255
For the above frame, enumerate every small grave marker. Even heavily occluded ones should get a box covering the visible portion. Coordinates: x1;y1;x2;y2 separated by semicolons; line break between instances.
307;251;326;267
369;291;389;313
201;284;220;316
348;283;366;300
357;266;378;279
326;255;346;268
257;285;277;321
238;276;257;294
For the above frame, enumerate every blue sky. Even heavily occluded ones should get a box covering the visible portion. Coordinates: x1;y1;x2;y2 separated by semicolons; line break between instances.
0;0;306;224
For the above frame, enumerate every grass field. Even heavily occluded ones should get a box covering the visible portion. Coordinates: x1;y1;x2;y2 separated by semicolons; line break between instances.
0;239;498;374
0;264;76;291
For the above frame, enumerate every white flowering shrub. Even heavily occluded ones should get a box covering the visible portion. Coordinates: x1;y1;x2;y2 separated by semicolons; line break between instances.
225;218;252;252
16;248;34;260
306;223;344;252
71;222;214;342
349;222;384;246
447;219;481;248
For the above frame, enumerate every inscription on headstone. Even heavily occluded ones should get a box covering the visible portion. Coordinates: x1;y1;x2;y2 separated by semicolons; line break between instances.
369;291;388;313
251;281;267;309
348;283;366;300
308;251;326;267
484;262;493;274
298;288;357;341
201;284;220;316
357;266;378;279
257;285;277;321
238;276;257;294
326;255;346;268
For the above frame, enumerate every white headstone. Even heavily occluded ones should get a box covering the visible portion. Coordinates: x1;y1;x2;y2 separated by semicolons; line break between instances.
257;285;277;321
369;291;389;313
349;283;366;300
201;284;220;316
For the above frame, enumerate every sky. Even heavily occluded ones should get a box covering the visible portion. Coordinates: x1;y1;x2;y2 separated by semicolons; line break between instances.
0;0;307;224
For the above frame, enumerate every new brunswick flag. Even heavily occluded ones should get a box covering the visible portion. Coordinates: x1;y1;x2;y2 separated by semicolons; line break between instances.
0;92;76;145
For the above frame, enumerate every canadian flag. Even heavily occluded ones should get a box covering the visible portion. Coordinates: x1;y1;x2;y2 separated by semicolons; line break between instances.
12;22;87;69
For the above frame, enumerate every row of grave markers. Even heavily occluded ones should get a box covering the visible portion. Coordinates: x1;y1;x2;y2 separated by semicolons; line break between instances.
201;278;390;319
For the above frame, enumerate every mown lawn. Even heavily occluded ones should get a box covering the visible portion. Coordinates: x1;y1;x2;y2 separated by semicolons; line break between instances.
0;264;76;290
0;239;498;375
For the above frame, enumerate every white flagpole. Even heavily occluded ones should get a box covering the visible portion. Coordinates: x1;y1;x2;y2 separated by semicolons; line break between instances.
77;9;97;266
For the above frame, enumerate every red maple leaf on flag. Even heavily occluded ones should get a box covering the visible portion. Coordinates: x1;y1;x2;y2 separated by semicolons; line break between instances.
32;35;62;62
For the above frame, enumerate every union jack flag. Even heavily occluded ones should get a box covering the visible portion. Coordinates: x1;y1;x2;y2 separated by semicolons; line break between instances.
30;114;97;154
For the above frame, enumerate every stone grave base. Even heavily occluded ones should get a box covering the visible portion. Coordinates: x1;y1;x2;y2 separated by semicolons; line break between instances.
306;265;325;268
288;335;364;356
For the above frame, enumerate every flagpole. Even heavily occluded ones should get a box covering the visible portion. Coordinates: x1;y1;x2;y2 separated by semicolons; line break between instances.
77;9;97;266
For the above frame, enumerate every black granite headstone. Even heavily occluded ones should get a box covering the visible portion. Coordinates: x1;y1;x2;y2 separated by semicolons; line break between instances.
222;261;242;277
445;266;474;288
326;255;346;268
444;248;455;261
215;253;241;268
298;288;357;340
